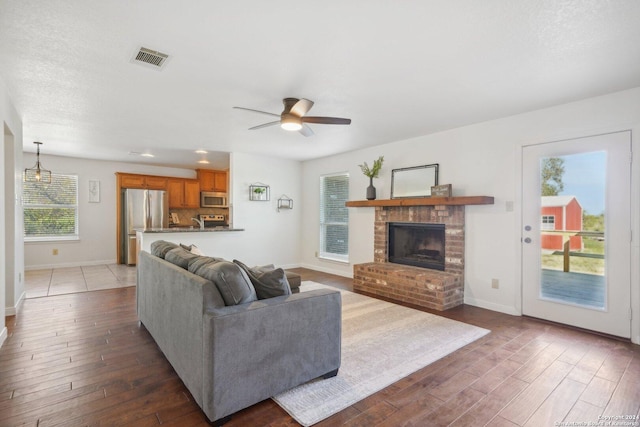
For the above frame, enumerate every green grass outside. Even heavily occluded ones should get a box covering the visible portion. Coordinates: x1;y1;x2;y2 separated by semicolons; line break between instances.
541;238;605;275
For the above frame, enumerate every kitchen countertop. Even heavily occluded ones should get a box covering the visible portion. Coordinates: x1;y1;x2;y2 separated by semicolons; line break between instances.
136;227;244;233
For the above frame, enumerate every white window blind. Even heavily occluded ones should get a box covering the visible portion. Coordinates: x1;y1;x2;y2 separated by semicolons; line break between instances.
23;173;79;241
319;173;349;262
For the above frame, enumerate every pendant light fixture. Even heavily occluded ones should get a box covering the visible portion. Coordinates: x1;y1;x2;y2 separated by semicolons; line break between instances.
24;141;52;183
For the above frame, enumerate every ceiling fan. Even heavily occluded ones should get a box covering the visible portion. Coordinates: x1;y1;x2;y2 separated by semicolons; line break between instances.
233;98;351;137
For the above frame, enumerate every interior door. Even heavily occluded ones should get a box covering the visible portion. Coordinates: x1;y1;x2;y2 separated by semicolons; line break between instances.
522;131;631;338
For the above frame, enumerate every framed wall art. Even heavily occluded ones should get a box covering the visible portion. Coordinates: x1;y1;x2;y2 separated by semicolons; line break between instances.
88;179;100;203
249;183;270;201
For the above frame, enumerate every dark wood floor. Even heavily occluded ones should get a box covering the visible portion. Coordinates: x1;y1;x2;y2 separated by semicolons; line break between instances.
1;268;639;426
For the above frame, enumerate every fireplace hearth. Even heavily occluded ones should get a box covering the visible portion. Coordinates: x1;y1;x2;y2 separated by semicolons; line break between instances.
350;196;493;311
388;222;445;271
354;204;466;310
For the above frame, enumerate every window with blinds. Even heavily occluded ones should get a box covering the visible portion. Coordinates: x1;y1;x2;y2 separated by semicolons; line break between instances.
319;172;349;262
23;173;79;241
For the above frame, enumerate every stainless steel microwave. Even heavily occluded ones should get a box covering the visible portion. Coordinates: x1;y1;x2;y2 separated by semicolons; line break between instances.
200;192;228;208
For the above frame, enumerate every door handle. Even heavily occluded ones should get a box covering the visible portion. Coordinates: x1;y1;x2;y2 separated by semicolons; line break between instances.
524;237;532;244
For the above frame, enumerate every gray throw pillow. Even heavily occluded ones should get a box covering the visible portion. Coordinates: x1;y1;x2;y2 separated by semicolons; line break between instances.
193;261;257;306
150;240;179;258
233;260;292;300
252;264;275;273
164;247;200;269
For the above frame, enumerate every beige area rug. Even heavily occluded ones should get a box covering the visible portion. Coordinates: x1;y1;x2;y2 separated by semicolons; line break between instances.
273;281;490;426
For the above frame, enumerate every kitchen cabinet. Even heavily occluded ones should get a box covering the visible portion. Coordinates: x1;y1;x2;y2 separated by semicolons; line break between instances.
168;178;201;208
144;175;169;189
117;173;167;190
197;169;227;192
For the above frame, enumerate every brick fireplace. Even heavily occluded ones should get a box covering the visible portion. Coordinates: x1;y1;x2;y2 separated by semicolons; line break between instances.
353;204;466;311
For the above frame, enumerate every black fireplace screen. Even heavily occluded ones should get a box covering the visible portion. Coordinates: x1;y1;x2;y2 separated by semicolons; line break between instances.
387;222;445;271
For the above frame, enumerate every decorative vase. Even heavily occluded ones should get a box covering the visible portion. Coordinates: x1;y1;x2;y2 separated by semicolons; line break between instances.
366;177;376;200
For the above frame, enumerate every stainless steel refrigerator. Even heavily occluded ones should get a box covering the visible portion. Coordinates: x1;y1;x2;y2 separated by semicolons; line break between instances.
121;188;168;265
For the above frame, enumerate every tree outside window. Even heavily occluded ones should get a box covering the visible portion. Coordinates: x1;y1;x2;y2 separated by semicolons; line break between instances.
23;173;79;241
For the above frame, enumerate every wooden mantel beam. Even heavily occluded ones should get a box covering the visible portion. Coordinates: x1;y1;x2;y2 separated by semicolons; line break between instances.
345;196;494;207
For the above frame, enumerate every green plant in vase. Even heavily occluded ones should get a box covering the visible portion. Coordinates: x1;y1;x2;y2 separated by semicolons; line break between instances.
358;156;384;200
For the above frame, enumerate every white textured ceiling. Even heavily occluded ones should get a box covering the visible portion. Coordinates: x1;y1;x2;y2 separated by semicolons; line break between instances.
1;1;639;169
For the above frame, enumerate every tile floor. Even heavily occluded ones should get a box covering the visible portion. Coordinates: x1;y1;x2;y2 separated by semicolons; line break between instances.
24;264;137;298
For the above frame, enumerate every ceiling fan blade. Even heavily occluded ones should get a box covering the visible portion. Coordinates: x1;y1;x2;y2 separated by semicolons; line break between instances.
290;98;314;117
302;116;351;125
248;121;280;130
299;123;314;137
233;106;280;118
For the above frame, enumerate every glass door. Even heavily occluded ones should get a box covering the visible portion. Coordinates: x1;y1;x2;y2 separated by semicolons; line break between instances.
522;131;631;338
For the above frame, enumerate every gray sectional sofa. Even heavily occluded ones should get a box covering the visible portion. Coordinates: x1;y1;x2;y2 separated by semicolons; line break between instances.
136;242;342;425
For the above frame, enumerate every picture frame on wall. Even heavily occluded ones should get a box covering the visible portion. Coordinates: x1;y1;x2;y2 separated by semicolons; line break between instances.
249;183;270;201
88;179;100;203
390;164;439;198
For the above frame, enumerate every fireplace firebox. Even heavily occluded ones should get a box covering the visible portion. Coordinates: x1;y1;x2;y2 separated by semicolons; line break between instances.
387;222;445;271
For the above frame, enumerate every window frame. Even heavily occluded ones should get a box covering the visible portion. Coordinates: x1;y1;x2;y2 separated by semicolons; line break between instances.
541;215;555;231
319;172;350;263
23;173;80;242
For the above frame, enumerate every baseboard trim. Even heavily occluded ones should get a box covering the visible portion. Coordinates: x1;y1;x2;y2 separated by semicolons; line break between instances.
5;290;26;316
299;262;353;278
0;327;7;348
464;296;521;316
25;259;118;271
279;263;301;270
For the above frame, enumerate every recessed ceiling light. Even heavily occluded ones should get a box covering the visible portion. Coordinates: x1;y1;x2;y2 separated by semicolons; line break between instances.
128;151;154;158
197;159;210;164
195;150;208;154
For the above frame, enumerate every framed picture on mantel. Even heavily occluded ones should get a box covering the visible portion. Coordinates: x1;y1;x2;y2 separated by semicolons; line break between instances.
431;184;452;197
391;164;439;198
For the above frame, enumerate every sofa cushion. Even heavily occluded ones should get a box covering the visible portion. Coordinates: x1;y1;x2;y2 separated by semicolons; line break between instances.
192;261;257;306
188;255;225;274
164;247;200;269
150;240;179;258
233;260;292;300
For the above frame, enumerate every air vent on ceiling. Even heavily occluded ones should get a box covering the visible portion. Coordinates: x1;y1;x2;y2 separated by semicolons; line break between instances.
131;47;170;69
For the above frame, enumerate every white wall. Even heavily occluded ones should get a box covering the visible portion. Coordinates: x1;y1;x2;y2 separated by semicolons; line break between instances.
5;128;24;317
22;154;197;269
1;75;24;347
301;87;640;343
226;151;302;267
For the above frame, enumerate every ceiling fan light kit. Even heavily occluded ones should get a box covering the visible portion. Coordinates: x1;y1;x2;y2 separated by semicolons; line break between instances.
280;114;302;131
234;97;351;137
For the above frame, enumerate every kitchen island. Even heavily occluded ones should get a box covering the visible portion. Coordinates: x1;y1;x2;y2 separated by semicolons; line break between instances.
136;227;245;262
